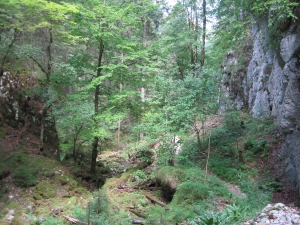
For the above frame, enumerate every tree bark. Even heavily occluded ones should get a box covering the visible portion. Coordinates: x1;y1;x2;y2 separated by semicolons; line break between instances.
33;28;53;152
200;0;206;71
73;122;84;161
195;129;202;153
91;136;99;174
91;38;104;174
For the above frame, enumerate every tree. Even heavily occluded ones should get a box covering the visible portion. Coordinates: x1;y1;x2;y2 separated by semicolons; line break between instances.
0;0;78;153
68;0;160;173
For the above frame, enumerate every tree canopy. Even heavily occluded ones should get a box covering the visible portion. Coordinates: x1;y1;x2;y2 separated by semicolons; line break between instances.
0;0;298;169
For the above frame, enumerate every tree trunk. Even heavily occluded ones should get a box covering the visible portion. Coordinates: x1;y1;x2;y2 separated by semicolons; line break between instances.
117;82;123;145
73;122;84;161
196;129;202;153
39;28;53;152
91;136;99;174
0;29;18;76
91;38;104;174
200;0;206;71
39;108;46;152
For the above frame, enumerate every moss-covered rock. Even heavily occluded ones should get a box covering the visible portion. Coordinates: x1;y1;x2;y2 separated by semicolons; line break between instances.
102;162;148;190
34;181;56;199
155;167;186;201
74;187;86;195
59;174;78;191
173;181;210;204
33;193;43;200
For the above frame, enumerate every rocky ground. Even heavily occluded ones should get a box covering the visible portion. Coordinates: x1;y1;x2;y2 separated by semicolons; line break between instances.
241;203;300;225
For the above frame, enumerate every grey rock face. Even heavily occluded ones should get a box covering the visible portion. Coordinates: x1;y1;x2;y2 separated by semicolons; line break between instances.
224;7;300;192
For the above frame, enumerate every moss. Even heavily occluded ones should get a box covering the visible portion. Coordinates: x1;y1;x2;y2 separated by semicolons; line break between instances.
7;201;20;209
173;182;210;204
155;167;186;201
13;165;37;187
102;162;148;190
11;217;29;225
59;175;78;191
0;208;9;218
74;187;86;195
102;177;119;190
34;181;56;199
0;126;5;139
67;196;78;206
33;193;43;200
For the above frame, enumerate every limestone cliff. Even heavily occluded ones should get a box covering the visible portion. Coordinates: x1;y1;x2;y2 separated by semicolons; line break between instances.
224;6;300;192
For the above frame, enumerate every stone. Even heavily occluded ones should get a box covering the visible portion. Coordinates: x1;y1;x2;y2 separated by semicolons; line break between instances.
280;34;300;63
274;203;285;209
221;3;300;192
240;203;300;225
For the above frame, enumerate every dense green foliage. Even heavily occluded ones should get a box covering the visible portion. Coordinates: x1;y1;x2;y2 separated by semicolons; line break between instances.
0;0;298;224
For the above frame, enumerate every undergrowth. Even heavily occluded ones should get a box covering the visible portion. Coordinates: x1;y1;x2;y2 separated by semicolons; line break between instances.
0;111;278;225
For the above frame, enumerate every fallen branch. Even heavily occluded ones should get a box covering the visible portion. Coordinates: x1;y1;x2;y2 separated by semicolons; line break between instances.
129;209;147;219
144;192;166;206
63;215;88;225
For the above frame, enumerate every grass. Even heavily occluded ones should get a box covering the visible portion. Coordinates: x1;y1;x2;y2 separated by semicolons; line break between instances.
0;111;277;225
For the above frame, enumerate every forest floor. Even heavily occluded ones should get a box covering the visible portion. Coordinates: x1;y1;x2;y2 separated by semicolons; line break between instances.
0;115;299;225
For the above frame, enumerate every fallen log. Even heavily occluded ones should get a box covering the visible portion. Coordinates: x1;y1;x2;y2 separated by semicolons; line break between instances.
129;209;147;219
144;192;166;206
63;215;88;225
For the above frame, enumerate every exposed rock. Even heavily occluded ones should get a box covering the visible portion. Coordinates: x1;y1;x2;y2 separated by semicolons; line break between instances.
5;209;15;223
223;5;300;197
240;203;300;225
0;71;59;153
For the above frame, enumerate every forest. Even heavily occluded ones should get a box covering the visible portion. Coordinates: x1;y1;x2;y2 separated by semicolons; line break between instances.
0;0;299;224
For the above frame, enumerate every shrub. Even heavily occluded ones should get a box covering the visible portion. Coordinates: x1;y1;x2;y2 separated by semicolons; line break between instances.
131;170;148;183
85;190;110;225
209;157;238;182
244;138;268;157
177;139;199;165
